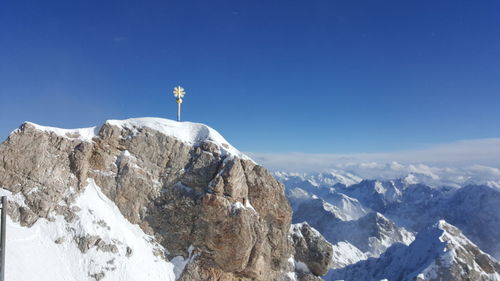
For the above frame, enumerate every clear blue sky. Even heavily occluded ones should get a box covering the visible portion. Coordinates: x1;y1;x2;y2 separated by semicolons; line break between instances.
1;0;499;153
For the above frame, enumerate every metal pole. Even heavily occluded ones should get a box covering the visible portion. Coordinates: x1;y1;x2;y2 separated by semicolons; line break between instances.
0;196;6;281
177;101;181;121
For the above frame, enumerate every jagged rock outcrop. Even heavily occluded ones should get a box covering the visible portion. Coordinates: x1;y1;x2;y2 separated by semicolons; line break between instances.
0;118;295;280
289;223;332;276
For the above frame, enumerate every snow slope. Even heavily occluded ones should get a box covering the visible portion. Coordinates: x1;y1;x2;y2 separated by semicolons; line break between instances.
20;122;99;142
330;242;368;269
3;180;184;281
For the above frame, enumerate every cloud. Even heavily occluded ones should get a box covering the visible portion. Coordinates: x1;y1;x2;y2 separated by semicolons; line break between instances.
246;138;500;172
112;37;128;42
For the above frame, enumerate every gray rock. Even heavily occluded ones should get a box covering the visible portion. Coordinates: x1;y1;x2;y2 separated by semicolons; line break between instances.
96;239;119;254
75;234;120;254
54;237;65;244
90;271;105;281
296;272;324;281
76;235;100;253
19;206;37;227
290;223;333;276
54;205;79;223
126;246;133;257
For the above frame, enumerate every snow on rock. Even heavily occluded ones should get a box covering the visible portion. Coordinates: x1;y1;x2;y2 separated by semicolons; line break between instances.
106;117;250;160
287;187;369;223
320;212;415;258
170;245;199;280
20;122;100;142
289;223;333;277
230;200;256;213
19;117;251;161
286;185;413;261
275;171;362;190
330;241;368;269
5;179;177;281
0;188;28;207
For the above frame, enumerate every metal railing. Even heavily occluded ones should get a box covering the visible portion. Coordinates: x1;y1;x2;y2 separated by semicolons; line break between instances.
0;196;6;281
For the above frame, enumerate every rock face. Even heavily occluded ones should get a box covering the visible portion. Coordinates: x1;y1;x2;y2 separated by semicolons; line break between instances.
0;118;294;280
289;223;333;276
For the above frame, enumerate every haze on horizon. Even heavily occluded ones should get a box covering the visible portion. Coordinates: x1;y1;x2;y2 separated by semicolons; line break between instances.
1;0;499;159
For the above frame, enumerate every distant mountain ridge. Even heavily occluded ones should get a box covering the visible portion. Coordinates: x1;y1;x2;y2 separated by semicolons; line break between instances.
328;220;500;281
275;163;500;189
276;170;500;280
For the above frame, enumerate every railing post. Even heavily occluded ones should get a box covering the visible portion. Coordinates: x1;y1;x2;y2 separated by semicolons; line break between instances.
0;196;6;281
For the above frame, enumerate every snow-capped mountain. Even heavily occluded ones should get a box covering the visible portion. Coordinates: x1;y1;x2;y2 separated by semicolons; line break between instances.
279;171;500;257
328;220;500;281
277;167;500;280
345;181;500;261
289;187;369;222
3;117;499;281
275;171;362;189
276;162;500;189
288;187;368;224
383;184;500;261
320;212;415;258
0;118;328;281
286;186;414;262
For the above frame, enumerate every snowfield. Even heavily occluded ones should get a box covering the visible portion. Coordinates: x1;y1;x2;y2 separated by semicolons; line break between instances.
3;180;185;281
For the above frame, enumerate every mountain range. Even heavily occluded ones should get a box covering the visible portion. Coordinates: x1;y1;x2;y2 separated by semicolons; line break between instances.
1;118;499;280
277;171;500;280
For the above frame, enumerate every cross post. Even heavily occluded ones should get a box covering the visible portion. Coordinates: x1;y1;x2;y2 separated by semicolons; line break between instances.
173;86;186;121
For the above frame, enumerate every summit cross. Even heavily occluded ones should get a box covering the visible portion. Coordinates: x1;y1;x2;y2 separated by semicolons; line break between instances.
173;86;186;121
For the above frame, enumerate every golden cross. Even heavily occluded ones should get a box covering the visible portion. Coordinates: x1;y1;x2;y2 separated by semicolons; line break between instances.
173;86;185;100
173;86;186;121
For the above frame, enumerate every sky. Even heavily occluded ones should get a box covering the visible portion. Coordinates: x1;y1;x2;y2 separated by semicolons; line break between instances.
248;138;500;172
1;0;499;157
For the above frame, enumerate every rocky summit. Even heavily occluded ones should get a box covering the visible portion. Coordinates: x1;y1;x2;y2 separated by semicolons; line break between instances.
0;118;328;281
